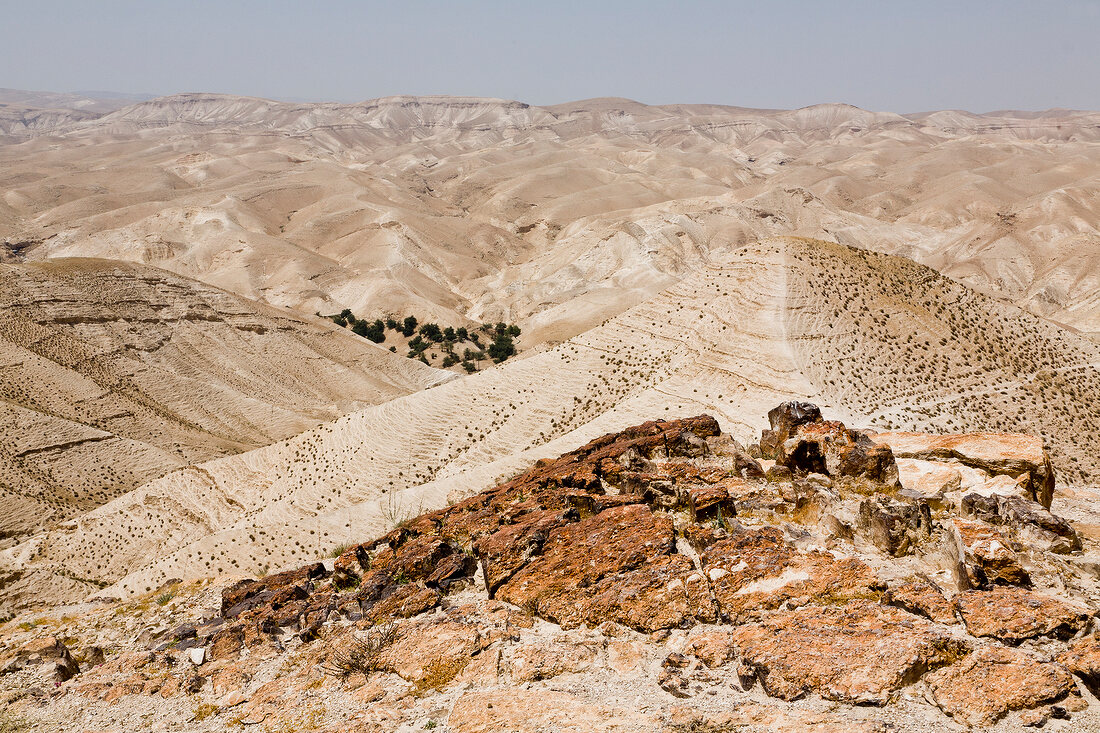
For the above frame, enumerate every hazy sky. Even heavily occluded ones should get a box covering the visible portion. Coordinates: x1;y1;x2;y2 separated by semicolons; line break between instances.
3;0;1098;112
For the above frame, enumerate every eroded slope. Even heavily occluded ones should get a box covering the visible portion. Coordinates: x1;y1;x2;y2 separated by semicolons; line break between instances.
4;237;1099;615
0;259;445;543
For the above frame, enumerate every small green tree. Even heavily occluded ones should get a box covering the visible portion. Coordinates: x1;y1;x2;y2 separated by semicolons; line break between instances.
419;323;443;342
401;316;418;337
488;333;516;362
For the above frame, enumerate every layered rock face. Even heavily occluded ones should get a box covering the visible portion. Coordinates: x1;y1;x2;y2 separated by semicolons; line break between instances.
2;405;1099;731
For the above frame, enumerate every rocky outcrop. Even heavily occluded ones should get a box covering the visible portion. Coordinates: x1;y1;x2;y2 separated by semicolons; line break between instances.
0;636;79;683
763;402;899;484
700;528;883;622
4;403;1095;731
881;578;956;624
954;587;1094;643
948;519;1031;589
926;646;1077;726
858;495;932;556
727;601;967;704
871;432;1056;508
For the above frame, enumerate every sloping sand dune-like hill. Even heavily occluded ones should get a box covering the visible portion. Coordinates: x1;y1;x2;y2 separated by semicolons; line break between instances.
0;258;447;545
1;94;1098;342
5;237;1099;614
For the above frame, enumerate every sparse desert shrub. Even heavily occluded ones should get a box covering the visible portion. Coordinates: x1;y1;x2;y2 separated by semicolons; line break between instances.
322;624;398;677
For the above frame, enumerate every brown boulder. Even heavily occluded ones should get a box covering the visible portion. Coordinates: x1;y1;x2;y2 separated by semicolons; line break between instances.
729;600;967;704
494;504;679;628
954;587;1093;643
948;519;1031;589
221;561;328;617
579;554;716;630
926;646;1076;726
1058;636;1100;696
701;527;884;623
784;420;899;484
760;403;900;484
474;507;578;594
871;431;1056;508
760;401;822;459
858;495;931;556
686;484;736;524
881;579;956;624
0;636;80;682
962;494;1082;554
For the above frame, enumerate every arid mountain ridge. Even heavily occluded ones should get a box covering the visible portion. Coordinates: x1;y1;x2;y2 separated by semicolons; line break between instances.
2;91;1099;345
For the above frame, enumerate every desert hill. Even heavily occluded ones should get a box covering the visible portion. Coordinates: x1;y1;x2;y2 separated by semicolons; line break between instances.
0;258;446;547
1;93;1098;344
5;236;1099;616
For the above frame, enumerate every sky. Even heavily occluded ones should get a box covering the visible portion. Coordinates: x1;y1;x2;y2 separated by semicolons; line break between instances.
2;0;1098;113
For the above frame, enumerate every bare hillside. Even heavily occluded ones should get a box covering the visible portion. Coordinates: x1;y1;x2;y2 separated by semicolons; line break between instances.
0;259;446;545
1;94;1098;342
5;237;1098;614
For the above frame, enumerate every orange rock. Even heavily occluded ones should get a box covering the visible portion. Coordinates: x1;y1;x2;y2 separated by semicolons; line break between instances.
701;527;884;623
507;636;600;681
926;646;1075;726
948;519;1030;589
881;579;956;624
607;639;649;677
954;587;1093;643
728;600;967;704
209;660;253;694
377;616;486;685
1057;635;1100;696
494;504;685;629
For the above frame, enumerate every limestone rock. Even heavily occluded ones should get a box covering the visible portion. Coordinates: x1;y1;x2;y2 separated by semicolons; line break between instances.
686;484;736;524
508;637;600;682
448;689;654;732
948;519;1031;589
963;494;1082;554
0;636;80;682
221;562;328;618
494;504;694;630
954;587;1093;642
475;507;578;594
760;401;821;459
894;458;961;499
871;432;1056;508
377;615;486;685
926;646;1075;726
784;420;900;485
858;495;931;556
728;600;967;704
